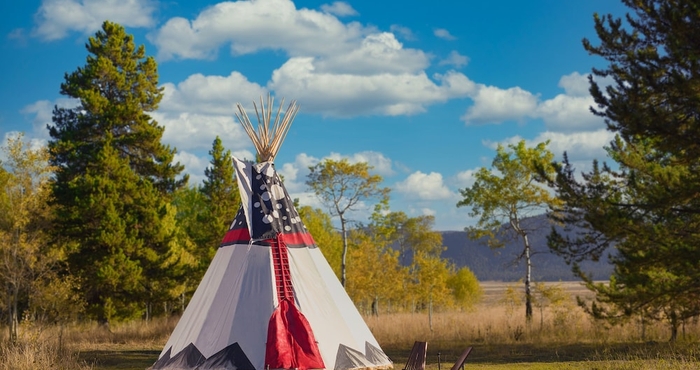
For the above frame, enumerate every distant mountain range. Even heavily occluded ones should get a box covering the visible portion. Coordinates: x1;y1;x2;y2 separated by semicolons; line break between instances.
439;215;614;282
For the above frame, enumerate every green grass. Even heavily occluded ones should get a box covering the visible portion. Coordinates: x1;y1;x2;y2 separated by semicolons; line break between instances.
80;349;160;370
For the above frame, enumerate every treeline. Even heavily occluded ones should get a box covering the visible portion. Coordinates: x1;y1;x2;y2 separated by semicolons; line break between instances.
0;21;480;341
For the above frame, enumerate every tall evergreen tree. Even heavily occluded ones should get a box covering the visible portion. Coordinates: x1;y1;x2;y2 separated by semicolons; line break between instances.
549;0;700;340
171;186;210;287
48;21;188;321
200;136;240;258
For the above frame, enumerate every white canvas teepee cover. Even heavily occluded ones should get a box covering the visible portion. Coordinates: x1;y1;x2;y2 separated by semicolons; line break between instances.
152;99;392;370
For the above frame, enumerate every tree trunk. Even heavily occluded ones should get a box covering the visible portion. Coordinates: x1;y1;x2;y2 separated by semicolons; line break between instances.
523;234;533;323
669;311;678;342
371;296;379;316
428;297;433;332
340;216;348;287
10;284;18;342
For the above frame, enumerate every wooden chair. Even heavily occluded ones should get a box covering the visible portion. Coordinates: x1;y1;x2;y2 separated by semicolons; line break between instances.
449;346;473;370
403;341;428;370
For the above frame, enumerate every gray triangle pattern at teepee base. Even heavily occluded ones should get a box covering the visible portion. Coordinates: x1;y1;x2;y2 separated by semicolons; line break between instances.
151;342;256;370
151;347;172;369
154;343;205;369
334;344;375;370
197;342;256;370
365;342;392;367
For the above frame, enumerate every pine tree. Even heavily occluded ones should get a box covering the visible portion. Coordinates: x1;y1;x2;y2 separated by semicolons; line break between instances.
200;136;240;260
50;21;185;194
549;0;700;340
48;21;188;321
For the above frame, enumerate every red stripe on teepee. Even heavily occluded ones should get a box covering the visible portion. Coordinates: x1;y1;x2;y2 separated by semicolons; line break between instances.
220;227;251;245
280;232;316;247
265;236;324;370
221;229;315;248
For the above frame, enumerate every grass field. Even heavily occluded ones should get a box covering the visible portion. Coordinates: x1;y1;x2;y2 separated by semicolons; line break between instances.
2;281;699;370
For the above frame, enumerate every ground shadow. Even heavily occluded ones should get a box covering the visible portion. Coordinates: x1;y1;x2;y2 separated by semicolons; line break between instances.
80;349;160;370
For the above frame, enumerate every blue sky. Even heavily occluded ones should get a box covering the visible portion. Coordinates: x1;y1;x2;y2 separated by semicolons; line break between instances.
0;0;628;230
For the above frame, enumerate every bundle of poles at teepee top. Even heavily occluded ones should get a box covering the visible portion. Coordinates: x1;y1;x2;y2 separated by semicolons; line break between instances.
235;95;300;162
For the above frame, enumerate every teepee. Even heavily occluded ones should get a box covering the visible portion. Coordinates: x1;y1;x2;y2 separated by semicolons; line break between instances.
152;97;393;370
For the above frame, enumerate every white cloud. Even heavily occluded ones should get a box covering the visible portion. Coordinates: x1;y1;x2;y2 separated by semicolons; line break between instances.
459;72;608;131
439;50;469;68
153;112;250;152
324;151;394;176
21;98;79;139
535;72;605;132
558;71;591;97
487;129;614;170
159;72;268;115
531;129;614;163
174;150;209;186
148;0;370;60
320;1;358;16
395;171;454;200
8;28;28;45
33;0;156;41
462;85;539;124
277;153;321;193
232;149;256;162
277;150;394;208
294;191;325;210
20;100;54;139
278;150;393;190
279;162;300;183
482;135;524;150
536;94;602;132
313;33;430;75
421;208;436;216
434;28;456;40
148;0;478;119
436;71;478;96
150;71;270;154
390;24;415;41
1;132;48;164
454;169;478;189
269;58;475;116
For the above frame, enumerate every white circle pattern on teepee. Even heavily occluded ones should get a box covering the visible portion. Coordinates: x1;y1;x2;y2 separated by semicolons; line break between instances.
246;163;306;240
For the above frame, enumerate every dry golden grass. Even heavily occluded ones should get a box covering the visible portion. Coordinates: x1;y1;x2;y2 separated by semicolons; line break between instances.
368;281;692;349
0;316;177;370
366;281;700;369
0;325;94;370
62;315;178;351
2;281;698;369
0;340;93;370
